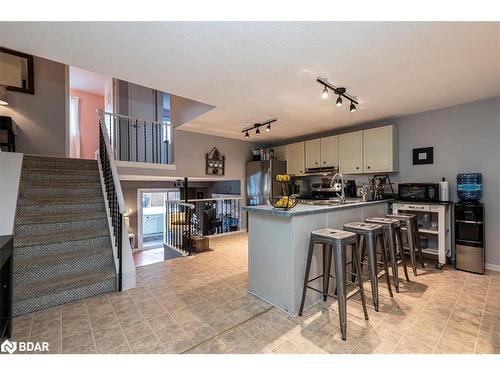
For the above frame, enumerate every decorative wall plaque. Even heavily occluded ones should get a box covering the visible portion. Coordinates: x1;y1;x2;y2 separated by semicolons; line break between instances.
206;147;225;176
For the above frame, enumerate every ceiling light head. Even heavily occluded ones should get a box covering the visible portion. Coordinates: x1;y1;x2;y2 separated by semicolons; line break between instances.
335;95;343;107
245;131;249;138
350;102;357;112
256;127;260;136
266;124;271;132
321;87;329;99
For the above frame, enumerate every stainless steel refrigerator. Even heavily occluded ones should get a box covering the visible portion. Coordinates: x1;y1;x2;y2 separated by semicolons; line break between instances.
246;160;287;206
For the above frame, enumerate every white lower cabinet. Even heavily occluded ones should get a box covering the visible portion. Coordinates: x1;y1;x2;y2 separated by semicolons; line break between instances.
339;131;363;174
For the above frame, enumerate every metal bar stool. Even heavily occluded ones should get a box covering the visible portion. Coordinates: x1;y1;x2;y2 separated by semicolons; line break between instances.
343;222;393;311
298;228;369;340
365;217;410;292
387;213;425;276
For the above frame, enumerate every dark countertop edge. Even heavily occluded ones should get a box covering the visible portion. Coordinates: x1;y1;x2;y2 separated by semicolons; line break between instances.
243;199;391;217
392;200;454;206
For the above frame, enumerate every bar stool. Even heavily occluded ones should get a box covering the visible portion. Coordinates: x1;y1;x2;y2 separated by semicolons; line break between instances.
365;217;410;292
343;222;393;311
298;228;369;340
387;213;425;276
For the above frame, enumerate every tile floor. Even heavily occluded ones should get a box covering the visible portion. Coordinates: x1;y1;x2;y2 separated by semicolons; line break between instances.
9;232;500;354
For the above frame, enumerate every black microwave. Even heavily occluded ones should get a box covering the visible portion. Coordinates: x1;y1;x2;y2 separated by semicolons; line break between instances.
398;183;440;202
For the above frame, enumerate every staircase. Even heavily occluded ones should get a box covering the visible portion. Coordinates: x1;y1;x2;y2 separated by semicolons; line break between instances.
13;155;117;316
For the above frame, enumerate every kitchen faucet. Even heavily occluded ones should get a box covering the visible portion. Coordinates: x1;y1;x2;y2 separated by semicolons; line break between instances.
331;173;346;203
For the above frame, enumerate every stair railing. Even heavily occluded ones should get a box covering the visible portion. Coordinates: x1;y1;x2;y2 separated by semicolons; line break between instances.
97;109;126;291
100;111;172;164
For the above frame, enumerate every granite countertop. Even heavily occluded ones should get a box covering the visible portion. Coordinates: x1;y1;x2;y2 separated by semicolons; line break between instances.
243;199;391;217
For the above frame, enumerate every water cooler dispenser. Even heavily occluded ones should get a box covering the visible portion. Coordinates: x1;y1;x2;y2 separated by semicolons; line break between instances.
455;173;485;274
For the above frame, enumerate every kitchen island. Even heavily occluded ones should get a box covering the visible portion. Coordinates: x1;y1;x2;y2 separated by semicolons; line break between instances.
243;200;389;316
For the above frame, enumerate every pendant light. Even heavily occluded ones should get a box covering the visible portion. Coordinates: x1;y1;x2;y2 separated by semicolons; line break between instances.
335;95;343;107
256;127;260;136
245;131;249;138
350;102;357;112
321;86;329;99
266;123;271;132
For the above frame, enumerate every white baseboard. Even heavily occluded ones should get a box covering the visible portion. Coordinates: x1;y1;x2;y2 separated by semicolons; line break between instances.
486;263;500;272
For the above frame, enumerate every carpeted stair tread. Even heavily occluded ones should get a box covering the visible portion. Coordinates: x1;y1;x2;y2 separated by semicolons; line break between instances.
17;196;105;206
14;269;116;303
20;181;102;189
14;227;110;247
14;246;112;272
22;167;99;175
16;211;106;225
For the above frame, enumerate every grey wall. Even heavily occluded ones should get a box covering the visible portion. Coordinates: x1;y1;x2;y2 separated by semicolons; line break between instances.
0;56;68;156
394;97;500;268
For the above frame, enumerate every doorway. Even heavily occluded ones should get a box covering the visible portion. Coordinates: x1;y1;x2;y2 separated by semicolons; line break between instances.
137;188;180;251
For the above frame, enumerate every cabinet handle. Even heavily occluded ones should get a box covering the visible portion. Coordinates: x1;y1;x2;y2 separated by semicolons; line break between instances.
315;162;318;165
356;167;359;170
323;161;326;164
367;166;370;169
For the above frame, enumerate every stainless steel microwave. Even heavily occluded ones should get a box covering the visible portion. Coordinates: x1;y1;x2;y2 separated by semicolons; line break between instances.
398;183;440;202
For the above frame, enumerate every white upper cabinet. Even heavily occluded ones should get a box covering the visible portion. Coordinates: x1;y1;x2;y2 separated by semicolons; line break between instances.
274;145;287;161
305;139;321;169
339;131;364;174
286;142;305;175
363;125;398;173
320;135;339;168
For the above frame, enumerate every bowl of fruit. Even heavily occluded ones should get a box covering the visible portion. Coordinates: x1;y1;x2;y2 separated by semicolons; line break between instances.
269;196;298;210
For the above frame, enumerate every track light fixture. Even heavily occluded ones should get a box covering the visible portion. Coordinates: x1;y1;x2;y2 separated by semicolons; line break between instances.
317;78;358;113
241;118;277;138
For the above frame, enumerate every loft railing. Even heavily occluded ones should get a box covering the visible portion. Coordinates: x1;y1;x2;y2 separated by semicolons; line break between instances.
188;196;242;236
97;111;126;291
165;201;195;255
99;110;172;165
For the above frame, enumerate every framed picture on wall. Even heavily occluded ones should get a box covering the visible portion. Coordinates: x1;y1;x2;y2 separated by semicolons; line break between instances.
413;147;434;165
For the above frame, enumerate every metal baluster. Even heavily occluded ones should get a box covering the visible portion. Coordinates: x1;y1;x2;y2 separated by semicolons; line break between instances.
135;119;138;162
117;116;121;160
127;118;131;161
144;120;147;163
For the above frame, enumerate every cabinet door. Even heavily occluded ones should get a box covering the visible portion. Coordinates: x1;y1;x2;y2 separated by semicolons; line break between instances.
363;125;394;173
286;142;305;175
305;139;321;169
320;136;338;168
274;146;287;161
339;131;363;174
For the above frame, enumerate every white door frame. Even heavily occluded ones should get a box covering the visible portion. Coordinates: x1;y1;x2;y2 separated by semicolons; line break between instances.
137;188;180;251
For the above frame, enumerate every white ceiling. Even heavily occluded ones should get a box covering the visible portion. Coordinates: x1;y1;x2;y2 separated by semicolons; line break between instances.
69;66;108;96
0;22;498;141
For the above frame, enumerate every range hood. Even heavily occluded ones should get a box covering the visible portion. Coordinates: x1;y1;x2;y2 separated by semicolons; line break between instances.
303;166;339;176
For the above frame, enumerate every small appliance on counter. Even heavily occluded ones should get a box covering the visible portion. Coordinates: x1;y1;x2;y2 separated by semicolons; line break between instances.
455;172;485;274
345;180;357;198
398;182;440;202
